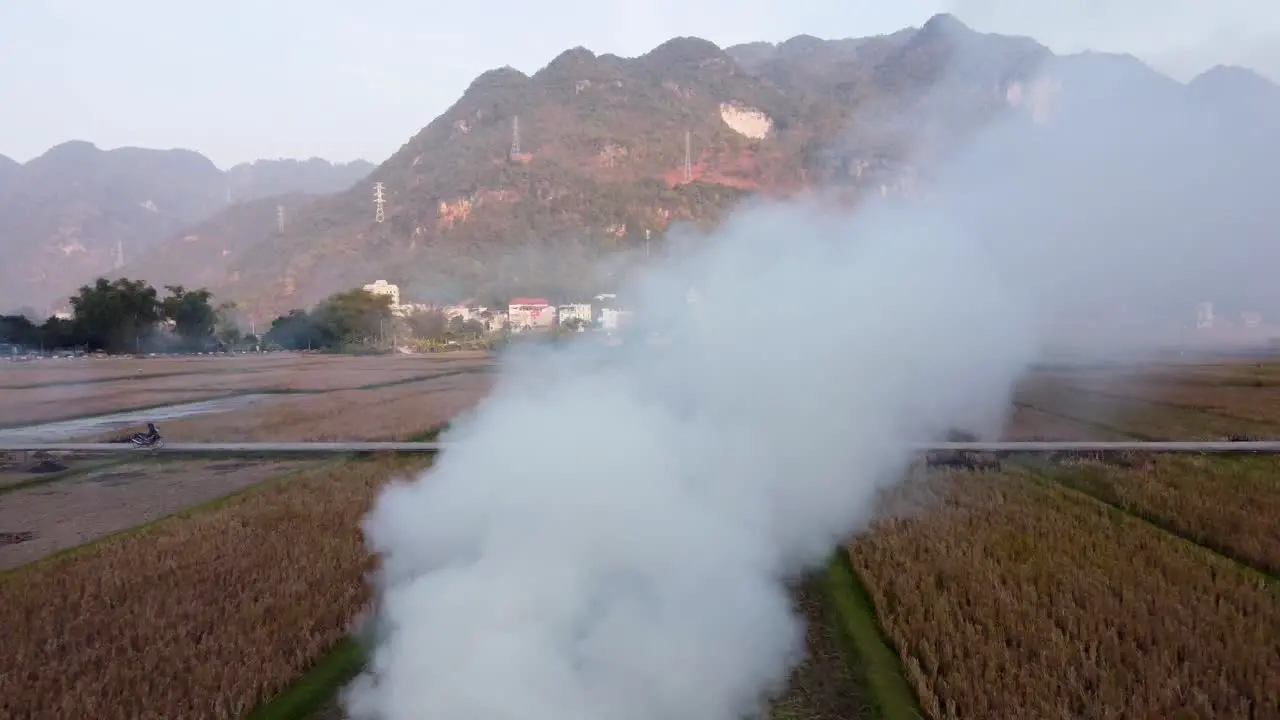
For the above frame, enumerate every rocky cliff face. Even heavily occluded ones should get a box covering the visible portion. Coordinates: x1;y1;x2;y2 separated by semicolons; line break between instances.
197;14;1066;319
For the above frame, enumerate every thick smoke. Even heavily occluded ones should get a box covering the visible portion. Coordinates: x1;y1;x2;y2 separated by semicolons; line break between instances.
345;196;1032;720
344;38;1279;720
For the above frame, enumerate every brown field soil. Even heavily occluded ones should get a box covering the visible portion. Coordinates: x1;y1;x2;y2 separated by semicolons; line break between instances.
1039;455;1280;577
0;352;496;427
999;405;1130;440
0;458;316;571
1051;378;1280;428
1;388;238;427
0;354;311;387
850;470;1280;719
1041;358;1280;387
126;369;494;442
1015;376;1280;439
0;456;430;720
0;451;104;489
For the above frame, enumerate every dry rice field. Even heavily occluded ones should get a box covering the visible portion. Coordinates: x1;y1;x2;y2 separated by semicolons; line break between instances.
0;353;495;569
851;469;1280;719
0;352;494;427
3;354;1280;719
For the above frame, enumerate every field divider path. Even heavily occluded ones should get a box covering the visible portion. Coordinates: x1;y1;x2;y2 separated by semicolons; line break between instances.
1016;463;1280;586
824;551;924;720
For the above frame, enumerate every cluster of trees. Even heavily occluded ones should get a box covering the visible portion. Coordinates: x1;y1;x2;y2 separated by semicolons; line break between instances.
263;288;394;351
404;310;487;342
1;278;243;354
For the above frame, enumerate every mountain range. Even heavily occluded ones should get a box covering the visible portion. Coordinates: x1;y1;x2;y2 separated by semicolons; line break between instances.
5;13;1279;322
0;144;372;313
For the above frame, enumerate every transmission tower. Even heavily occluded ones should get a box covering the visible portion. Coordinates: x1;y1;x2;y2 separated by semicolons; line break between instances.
113;239;124;270
373;182;386;223
510;115;521;157
276;204;286;233
683;130;693;183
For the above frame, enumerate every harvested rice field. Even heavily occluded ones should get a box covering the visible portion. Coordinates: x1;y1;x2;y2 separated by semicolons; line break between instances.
0;456;431;720
0;352;495;426
850;468;1280;719
0;457;316;571
5;354;1280;719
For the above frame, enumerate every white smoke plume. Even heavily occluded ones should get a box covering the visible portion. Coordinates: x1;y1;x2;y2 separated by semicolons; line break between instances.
343;32;1280;720
344;195;1032;720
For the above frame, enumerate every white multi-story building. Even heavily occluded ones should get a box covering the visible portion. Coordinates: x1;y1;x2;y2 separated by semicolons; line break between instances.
486;312;509;333
557;303;592;327
508;298;555;331
600;308;634;333
363;280;401;307
1196;301;1214;329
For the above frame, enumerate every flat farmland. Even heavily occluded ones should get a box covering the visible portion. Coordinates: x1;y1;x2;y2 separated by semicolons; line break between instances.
6;355;1280;719
0;353;496;571
999;405;1128;440
1047;377;1280;427
0;457;316;571
0;457;432;720
0;352;495;427
850;469;1280;719
1039;454;1280;576
1014;371;1280;439
143;369;493;442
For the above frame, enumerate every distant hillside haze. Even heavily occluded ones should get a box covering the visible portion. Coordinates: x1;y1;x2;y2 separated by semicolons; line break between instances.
15;13;1280;322
225;157;376;203
0;142;373;313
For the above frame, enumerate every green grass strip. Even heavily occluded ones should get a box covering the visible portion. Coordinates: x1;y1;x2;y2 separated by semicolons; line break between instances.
823;551;924;720
247;638;367;720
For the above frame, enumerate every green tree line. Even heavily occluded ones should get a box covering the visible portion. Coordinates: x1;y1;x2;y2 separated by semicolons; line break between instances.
0;278;241;354
262;288;394;351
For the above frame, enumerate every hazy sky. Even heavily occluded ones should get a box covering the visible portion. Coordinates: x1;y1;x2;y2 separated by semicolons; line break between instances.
1;0;1275;168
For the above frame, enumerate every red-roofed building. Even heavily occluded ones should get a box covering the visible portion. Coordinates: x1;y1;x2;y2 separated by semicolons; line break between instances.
508;298;554;331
